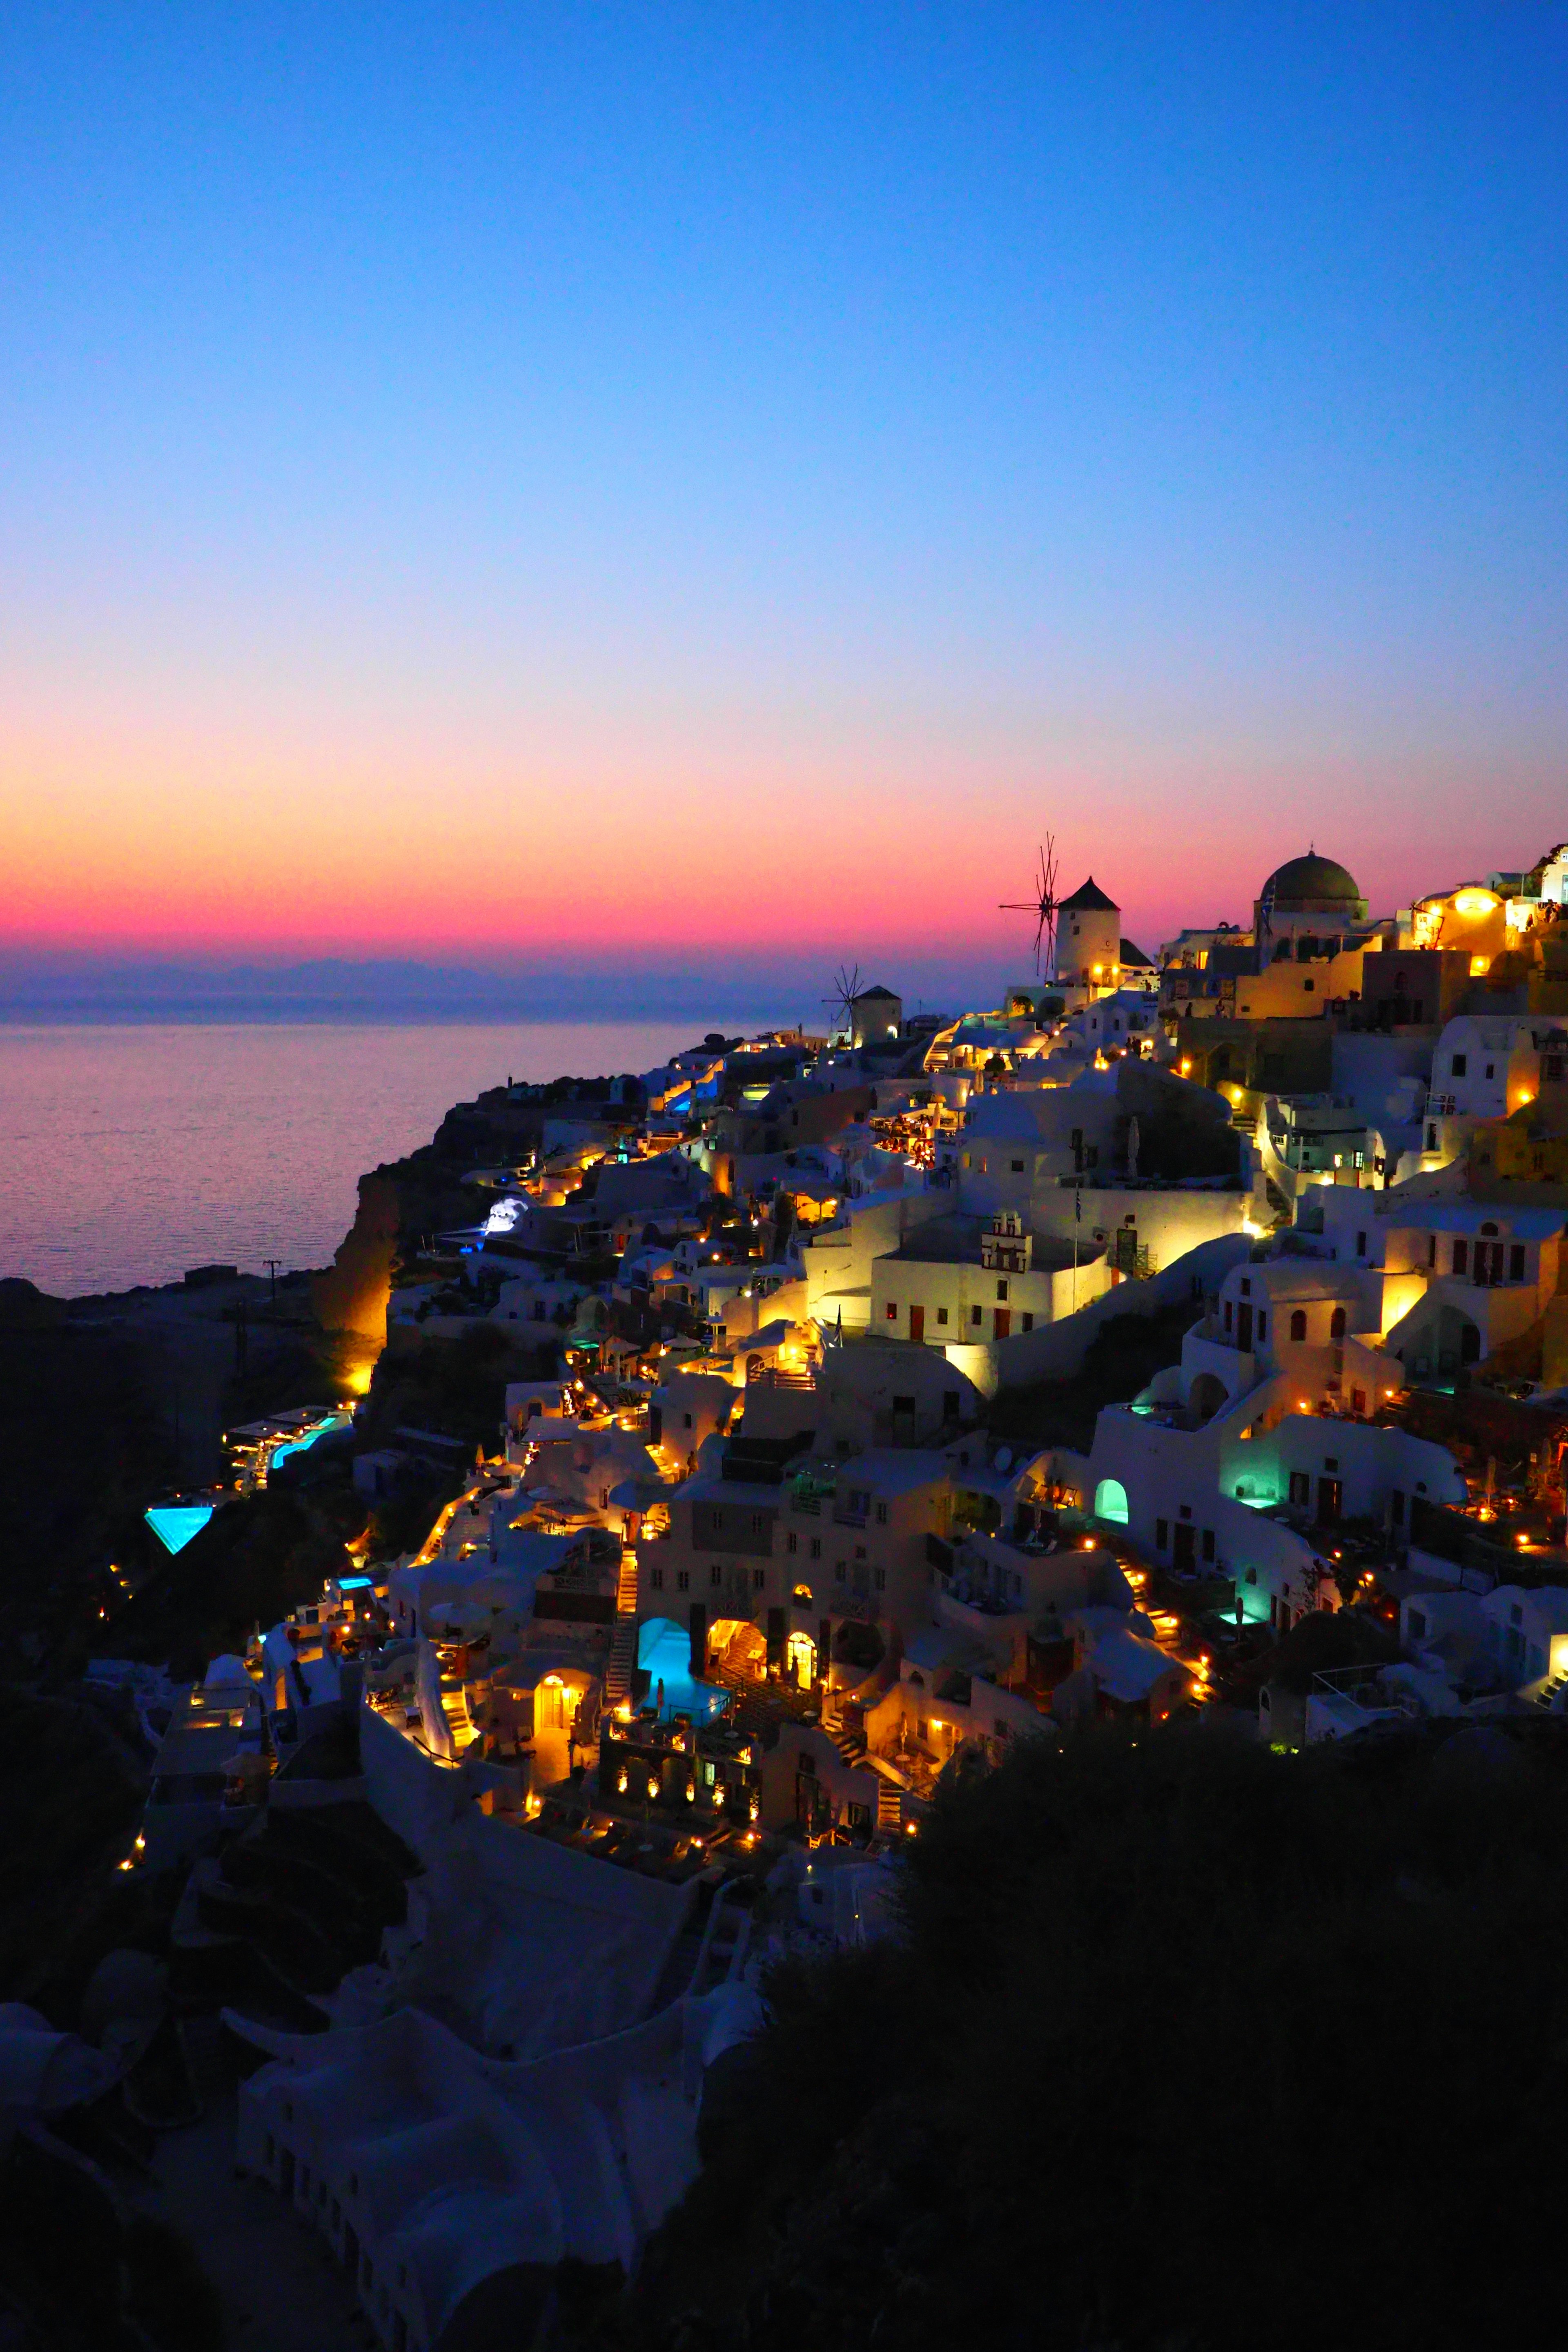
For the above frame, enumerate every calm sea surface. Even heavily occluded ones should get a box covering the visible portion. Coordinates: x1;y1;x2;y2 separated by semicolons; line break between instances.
0;1021;701;1297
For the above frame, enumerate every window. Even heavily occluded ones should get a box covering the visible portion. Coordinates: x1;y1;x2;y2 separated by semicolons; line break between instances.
1289;1472;1310;1507
936;1305;949;1325
809;1537;821;1561
1485;1062;1495;1080
1010;1159;1025;1174
753;1567;765;1589
1241;1278;1251;1297
1330;1307;1347;1340
835;1561;846;1581
1223;1301;1233;1332
787;1531;798;1555
1290;1310;1307;1341
854;1544;867;1560
1022;1312;1034;1332
996;1279;1009;1303
1510;1243;1526;1282
1202;1530;1215;1562
1427;1234;1437;1268
1453;1239;1468;1275
1256;1312;1267;1341
682;1411;693;1429
710;1565;722;1586
885;1301;898;1321
876;1502;888;1524
1408;1608;1427;1641
1452;1053;1467;1077
874;1568;886;1591
677;1570;690;1592
1156;1518;1169;1550
751;1512;766;1534
649;1567;664;1590
969;1304;982;1327
1356;1231;1367;1257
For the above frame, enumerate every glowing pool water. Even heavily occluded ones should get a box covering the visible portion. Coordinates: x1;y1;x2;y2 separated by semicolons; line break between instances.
270;1410;351;1471
145;1502;216;1555
637;1616;728;1722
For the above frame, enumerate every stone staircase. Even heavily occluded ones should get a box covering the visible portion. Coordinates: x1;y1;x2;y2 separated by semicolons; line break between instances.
605;1547;641;1708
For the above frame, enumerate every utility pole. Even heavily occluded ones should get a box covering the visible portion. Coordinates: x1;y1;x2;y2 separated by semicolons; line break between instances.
263;1259;281;1313
1072;1181;1081;1313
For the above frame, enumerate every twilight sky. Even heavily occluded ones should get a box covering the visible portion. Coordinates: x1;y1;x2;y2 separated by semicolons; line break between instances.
2;4;1565;1006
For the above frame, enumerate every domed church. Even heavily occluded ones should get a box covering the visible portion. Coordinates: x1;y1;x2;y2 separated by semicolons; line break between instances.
1254;851;1368;963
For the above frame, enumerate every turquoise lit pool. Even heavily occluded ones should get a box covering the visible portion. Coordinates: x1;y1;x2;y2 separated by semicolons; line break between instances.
145;1501;216;1555
270;1410;352;1470
637;1617;729;1722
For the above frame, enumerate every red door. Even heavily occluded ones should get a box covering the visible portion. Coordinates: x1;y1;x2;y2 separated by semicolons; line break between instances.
909;1304;925;1345
994;1308;1011;1339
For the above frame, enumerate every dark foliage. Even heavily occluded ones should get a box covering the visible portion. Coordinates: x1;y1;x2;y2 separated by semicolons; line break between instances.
597;1722;1568;2352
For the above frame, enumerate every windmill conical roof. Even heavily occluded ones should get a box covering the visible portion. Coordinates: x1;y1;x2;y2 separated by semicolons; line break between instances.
1059;876;1120;912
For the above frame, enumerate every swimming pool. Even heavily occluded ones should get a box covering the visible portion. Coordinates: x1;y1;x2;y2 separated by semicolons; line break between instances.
269;1410;352;1471
637;1617;729;1723
145;1501;217;1555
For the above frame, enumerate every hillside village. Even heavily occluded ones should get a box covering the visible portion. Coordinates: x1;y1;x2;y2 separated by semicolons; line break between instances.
14;840;1568;2348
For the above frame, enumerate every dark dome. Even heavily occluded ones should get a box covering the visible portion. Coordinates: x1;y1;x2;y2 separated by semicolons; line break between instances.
1261;853;1364;911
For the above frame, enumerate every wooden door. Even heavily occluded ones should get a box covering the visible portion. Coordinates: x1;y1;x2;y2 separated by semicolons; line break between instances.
909;1304;925;1345
1237;1302;1254;1352
1172;1521;1196;1572
994;1308;1011;1339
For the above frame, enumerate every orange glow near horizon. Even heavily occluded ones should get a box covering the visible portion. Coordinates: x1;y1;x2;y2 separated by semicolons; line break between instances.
3;701;1556;968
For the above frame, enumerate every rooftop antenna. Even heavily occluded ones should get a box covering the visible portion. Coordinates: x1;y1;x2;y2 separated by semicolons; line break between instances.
823;962;862;1047
1000;835;1060;975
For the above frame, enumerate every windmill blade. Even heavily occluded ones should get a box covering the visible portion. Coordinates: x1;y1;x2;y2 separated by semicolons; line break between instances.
1000;833;1060;974
822;962;862;1036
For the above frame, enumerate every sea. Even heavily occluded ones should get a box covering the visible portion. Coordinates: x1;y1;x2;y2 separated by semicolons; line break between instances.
0;1020;708;1298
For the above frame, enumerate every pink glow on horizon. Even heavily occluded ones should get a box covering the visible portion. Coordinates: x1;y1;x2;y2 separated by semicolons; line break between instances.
4;704;1560;969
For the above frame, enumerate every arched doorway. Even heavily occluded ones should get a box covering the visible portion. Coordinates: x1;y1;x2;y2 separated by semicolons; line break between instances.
1094;1477;1130;1525
785;1630;817;1688
1187;1372;1229;1426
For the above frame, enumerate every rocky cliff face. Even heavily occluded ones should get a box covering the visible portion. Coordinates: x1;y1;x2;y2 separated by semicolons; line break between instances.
311;1170;401;1345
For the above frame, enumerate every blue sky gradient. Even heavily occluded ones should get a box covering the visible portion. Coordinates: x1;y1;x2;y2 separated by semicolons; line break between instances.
2;4;1564;996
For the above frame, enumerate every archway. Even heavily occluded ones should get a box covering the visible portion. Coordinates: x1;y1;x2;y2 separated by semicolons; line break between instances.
1187;1373;1229;1427
785;1630;817;1688
1094;1477;1130;1525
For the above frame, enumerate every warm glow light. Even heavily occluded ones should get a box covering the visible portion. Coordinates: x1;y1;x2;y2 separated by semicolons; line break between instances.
1452;887;1500;920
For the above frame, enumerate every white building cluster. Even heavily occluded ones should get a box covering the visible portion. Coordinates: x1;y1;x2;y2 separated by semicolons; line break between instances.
78;835;1568;2349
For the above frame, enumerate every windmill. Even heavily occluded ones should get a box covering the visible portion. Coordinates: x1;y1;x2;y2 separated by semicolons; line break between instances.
823;962;862;1046
1000;835;1061;975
